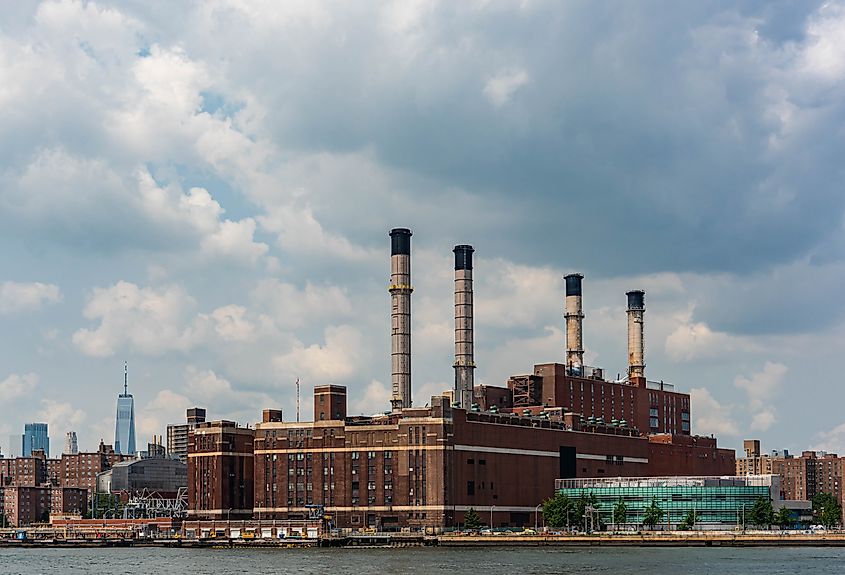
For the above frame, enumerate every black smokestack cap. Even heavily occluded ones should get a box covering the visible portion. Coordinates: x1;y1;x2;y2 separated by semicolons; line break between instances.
453;245;474;270
390;228;412;255
564;273;583;297
626;290;645;310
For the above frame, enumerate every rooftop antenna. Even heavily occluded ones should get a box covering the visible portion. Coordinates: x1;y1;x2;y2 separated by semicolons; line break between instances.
296;378;300;423
124;361;128;395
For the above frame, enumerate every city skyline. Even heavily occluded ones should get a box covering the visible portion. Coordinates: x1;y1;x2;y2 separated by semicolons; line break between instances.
2;1;845;457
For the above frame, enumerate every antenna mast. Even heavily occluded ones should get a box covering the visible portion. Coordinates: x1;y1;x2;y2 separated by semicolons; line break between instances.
124;361;128;395
296;378;300;423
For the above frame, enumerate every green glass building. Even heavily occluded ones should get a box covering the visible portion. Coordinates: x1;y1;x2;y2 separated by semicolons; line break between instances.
555;476;777;529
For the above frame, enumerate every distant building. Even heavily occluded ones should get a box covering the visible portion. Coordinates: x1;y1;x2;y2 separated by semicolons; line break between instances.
6;434;19;458
2;485;50;527
166;407;206;463
22;423;49;458
736;439;773;476
97;457;187;496
64;432;78;455
114;364;136;456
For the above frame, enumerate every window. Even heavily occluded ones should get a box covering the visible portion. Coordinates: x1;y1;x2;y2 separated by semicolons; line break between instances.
479;459;486;465
467;481;475;496
467;458;474;465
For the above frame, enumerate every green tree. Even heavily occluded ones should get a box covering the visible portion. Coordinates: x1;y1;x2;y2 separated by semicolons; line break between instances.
775;506;793;529
542;492;575;530
612;498;628;527
464;507;481;530
678;509;698;531
749;496;775;528
812;492;842;528
642;497;664;530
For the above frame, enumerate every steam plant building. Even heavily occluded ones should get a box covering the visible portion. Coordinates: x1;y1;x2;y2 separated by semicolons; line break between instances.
189;228;736;528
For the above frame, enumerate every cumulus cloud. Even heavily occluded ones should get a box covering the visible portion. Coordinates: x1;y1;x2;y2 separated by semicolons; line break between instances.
0;282;62;314
0;373;38;402
689;387;739;437
734;361;788;432
273;325;369;383
38;399;86;438
72;281;209;357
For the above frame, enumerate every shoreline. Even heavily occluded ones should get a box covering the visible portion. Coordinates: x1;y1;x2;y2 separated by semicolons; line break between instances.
5;532;845;548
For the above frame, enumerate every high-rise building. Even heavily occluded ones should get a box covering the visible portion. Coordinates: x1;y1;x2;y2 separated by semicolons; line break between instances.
64;432;78;455
22;423;49;458
114;363;136;456
167;407;206;463
5;434;19;458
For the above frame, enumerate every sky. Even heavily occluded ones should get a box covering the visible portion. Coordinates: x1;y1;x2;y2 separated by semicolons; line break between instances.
1;0;845;458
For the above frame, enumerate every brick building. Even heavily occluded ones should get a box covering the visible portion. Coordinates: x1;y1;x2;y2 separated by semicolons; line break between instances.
2;485;50;527
59;440;128;495
507;363;690;435
50;486;88;517
736;439;774;476
246;388;733;529
187;420;254;520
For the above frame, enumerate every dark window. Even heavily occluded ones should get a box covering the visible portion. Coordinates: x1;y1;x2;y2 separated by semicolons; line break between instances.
467;458;474;464
559;446;577;479
479;459;486;465
467;481;475;496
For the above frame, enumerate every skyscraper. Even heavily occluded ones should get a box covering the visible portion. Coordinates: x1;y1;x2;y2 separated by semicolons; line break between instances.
22;423;49;457
114;363;136;456
64;431;78;455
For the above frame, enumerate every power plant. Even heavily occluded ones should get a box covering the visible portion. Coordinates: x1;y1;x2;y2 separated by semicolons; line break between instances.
189;227;735;529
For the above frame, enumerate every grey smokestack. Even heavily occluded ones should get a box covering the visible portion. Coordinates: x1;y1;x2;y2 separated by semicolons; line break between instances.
564;274;584;369
389;228;413;411
453;245;475;409
626;290;645;379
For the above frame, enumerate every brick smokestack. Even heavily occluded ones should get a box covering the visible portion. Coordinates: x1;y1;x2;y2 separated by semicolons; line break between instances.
564;274;585;369
453;245;475;409
626;290;645;379
389;228;413;411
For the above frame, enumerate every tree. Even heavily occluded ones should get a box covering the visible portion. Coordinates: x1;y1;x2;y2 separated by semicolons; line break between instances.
542;492;575;530
678;509;698;531
812;492;842;528
464;507;481;530
612;498;627;527
749;496;775;529
642;497;664;530
775;506;793;529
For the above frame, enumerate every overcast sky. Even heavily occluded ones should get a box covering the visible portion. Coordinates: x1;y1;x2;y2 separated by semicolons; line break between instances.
2;0;845;458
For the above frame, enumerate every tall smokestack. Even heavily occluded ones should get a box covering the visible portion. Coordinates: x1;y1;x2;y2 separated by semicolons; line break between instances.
453;245;475;409
389;228;413;411
564;274;584;369
626;290;645;379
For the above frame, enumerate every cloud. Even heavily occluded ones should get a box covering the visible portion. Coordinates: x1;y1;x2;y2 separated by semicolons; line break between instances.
72;281;209;357
38;399;86;439
0;373;38;402
273;325;369;383
734;361;787;432
351;379;391;416
0;282;61;314
211;305;256;342
483;68;529;107
251;279;353;329
665;308;756;362
689;387;739;437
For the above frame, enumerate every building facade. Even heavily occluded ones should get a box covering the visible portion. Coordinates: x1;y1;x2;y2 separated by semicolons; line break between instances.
114;373;137;456
556;475;778;529
22;423;49;457
64;432;78;456
187;421;254;520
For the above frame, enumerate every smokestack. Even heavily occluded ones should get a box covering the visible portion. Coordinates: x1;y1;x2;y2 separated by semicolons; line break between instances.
453;245;475;409
626;290;645;379
564;274;584;369
389;228;413;411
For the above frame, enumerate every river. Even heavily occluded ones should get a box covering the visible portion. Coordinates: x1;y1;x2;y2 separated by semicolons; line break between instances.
1;546;843;574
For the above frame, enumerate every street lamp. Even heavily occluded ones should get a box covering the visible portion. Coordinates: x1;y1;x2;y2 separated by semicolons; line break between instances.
535;503;543;531
490;505;495;529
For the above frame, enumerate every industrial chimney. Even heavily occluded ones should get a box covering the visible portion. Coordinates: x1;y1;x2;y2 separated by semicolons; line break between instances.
564;274;584;369
626;290;645;380
389;228;413;411
453;245;475;409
